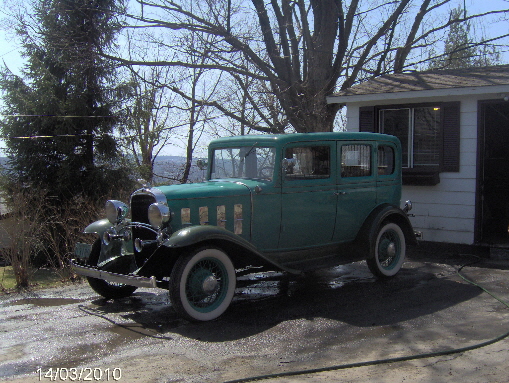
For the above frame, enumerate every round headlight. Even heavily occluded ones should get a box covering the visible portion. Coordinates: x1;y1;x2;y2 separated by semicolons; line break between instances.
148;203;171;228
105;200;129;224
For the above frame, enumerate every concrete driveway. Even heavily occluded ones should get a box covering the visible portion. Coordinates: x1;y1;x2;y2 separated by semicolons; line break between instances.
1;248;508;382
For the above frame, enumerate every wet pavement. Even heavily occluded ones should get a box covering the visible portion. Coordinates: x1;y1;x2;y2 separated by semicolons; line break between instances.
1;249;509;382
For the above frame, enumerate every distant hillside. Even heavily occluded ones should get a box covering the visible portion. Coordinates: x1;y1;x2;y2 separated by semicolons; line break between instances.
0;155;208;184
152;156;207;184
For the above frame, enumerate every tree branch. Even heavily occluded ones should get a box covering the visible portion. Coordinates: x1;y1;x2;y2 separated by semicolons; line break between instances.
170;85;283;134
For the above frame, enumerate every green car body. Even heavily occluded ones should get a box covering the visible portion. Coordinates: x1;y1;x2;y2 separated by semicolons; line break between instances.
72;132;416;321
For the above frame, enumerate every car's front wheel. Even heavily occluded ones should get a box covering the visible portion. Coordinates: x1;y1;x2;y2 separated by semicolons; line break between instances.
367;222;406;278
169;247;236;322
86;239;137;299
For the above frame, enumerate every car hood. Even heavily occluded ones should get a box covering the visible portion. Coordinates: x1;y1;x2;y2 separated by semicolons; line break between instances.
156;179;262;201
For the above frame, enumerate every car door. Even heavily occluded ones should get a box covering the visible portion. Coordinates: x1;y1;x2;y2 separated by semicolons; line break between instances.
278;142;338;249
332;142;377;243
376;142;401;205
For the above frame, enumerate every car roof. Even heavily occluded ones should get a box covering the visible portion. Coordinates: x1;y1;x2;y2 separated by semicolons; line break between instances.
209;132;400;147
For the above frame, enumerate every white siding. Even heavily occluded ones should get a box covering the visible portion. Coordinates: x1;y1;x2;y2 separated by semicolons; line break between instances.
343;93;502;245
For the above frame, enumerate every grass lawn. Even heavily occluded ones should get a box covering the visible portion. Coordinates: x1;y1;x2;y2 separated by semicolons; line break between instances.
0;266;77;292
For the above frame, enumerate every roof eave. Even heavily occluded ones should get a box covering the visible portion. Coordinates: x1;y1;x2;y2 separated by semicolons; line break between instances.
326;84;509;104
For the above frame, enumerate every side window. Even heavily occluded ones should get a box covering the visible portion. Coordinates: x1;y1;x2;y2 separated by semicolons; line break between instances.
341;145;372;178
378;145;395;175
284;146;330;180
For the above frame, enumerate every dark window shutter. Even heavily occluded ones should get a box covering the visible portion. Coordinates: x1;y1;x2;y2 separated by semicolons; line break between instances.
441;102;460;172
359;106;376;132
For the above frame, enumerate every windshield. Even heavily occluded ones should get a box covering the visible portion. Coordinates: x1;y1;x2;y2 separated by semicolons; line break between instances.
211;146;276;181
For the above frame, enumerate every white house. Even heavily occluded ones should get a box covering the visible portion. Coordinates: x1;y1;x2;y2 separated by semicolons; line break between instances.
327;65;509;248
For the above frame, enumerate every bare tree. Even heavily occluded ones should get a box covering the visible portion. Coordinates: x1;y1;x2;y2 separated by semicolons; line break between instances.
176;26;213;183
119;65;178;183
109;0;509;133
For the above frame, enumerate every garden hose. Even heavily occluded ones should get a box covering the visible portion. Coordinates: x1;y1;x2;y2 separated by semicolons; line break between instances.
225;256;509;383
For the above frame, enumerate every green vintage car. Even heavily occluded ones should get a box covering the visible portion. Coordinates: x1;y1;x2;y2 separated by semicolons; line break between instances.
71;132;417;321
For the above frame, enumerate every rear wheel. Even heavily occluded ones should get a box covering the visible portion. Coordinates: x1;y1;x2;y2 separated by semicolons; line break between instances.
367;222;406;278
87;239;137;299
169;247;236;322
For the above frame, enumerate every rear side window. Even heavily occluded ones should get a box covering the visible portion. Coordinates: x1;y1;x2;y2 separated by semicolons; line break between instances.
284;146;330;180
341;145;372;178
378;145;395;175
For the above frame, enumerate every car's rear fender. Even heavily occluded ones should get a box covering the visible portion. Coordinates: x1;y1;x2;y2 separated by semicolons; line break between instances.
355;204;417;252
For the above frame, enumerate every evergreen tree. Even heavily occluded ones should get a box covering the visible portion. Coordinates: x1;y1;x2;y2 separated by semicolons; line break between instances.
0;0;131;201
429;7;500;70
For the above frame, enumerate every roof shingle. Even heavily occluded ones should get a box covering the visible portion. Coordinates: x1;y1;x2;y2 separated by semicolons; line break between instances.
334;65;509;96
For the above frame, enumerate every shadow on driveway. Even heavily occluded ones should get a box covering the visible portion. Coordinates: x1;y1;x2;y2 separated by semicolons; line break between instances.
84;259;482;343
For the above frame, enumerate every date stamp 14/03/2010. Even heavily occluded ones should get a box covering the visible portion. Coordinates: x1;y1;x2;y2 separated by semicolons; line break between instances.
37;368;121;381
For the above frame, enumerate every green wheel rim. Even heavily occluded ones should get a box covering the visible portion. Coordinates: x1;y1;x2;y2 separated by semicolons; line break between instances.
185;257;229;313
377;228;401;271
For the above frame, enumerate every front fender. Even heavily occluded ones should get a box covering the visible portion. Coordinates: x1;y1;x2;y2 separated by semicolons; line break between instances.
83;219;134;254
163;225;256;249
84;218;112;237
163;225;302;275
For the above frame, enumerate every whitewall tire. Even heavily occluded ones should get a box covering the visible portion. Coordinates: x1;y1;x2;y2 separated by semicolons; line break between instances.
169;247;236;321
367;222;406;278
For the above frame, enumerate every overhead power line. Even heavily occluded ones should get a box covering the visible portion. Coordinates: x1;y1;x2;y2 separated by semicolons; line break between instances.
0;114;115;118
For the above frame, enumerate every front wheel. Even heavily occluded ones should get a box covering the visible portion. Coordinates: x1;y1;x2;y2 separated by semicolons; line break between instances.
367;222;406;278
169;247;236;322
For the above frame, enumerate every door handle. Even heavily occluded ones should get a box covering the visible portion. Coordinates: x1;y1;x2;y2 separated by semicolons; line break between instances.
334;191;347;196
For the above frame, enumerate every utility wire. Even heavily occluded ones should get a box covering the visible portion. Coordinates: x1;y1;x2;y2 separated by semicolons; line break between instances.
0;114;115;117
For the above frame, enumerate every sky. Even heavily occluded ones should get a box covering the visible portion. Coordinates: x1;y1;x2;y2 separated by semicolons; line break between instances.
1;1;506;73
0;0;508;156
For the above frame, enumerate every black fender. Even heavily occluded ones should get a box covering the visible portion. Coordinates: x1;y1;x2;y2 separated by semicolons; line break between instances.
162;225;302;275
83;218;135;255
83;218;112;237
355;204;417;253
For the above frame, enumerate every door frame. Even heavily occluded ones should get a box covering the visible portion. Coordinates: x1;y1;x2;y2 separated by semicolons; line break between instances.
278;141;337;250
475;99;509;245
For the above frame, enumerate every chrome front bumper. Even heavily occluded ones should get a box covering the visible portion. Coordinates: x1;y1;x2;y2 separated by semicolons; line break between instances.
70;259;158;288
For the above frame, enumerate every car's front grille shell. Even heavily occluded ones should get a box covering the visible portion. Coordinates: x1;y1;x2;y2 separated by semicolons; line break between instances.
131;194;156;225
130;191;158;265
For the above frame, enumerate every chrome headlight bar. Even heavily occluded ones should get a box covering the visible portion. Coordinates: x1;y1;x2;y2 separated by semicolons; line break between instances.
104;188;173;251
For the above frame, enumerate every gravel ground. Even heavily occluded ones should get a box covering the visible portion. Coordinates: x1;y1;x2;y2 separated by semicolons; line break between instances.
1;249;509;383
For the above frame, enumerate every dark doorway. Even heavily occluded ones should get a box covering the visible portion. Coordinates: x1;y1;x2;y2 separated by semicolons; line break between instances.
478;101;509;245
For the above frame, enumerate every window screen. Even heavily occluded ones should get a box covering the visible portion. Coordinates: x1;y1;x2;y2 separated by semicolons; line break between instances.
380;106;440;168
413;107;440;166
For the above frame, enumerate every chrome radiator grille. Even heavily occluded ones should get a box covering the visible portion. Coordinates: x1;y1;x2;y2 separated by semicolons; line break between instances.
130;192;157;264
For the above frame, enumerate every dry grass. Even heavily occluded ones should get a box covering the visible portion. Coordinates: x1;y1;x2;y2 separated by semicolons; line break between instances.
0;185;133;290
0;265;78;293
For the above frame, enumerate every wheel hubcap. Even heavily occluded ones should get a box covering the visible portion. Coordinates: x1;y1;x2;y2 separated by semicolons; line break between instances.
386;242;396;258
378;229;400;270
185;257;229;313
202;275;219;295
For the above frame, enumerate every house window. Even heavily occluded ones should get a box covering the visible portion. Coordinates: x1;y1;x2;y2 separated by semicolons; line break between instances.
359;102;460;185
379;107;440;168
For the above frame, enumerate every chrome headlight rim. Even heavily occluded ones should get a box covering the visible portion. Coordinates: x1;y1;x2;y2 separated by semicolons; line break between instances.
148;203;172;229
105;200;129;225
